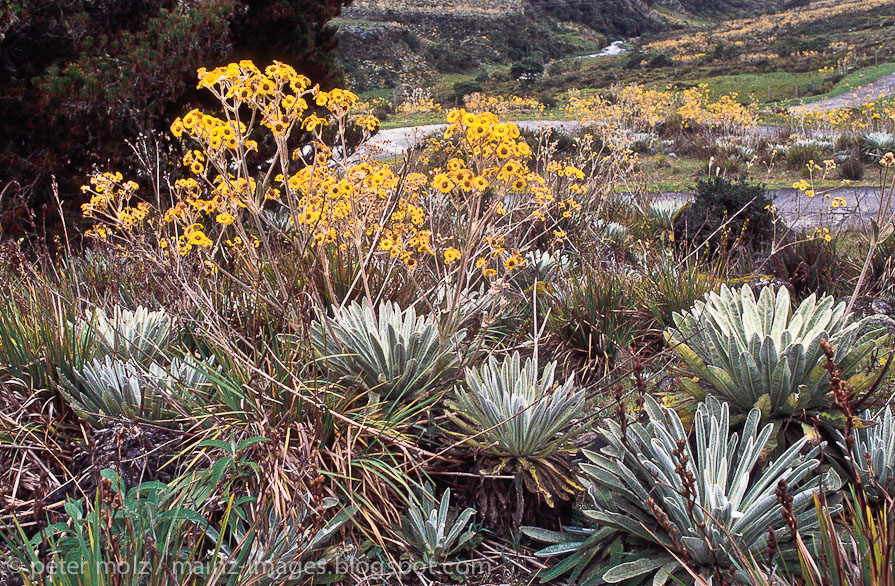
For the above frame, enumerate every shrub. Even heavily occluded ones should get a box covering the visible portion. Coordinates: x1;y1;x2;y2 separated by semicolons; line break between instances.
675;175;776;253
510;57;545;82
665;284;887;425
838;152;865;181
452;80;483;102
647;53;674;68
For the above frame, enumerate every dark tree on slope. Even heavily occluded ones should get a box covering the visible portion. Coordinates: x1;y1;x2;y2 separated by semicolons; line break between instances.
0;0;351;238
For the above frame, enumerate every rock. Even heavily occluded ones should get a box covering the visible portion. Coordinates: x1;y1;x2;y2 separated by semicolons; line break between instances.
658;374;677;394
872;298;894;315
840;295;874;317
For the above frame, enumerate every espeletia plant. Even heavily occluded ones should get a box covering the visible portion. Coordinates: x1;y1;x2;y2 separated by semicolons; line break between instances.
839;406;895;503
59;304;212;425
204;494;356;586
447;352;585;507
86;304;173;362
861;131;895;160
58;354;212;425
514;249;570;293
568;395;841;585
664;284;886;425
310;300;458;404
400;483;480;565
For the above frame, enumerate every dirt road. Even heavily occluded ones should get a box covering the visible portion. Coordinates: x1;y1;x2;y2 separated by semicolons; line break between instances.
789;73;895;115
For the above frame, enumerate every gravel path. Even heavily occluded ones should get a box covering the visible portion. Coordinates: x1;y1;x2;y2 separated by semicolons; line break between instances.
357;120;890;228
658;186;889;230
356;119;583;159
789;73;895;115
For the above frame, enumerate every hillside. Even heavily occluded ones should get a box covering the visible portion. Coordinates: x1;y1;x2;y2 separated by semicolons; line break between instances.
335;0;660;91
334;0;790;92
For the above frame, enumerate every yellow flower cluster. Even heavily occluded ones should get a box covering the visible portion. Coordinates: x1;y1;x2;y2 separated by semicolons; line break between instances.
473;235;527;278
566;85;755;145
463;93;546;117
80;172;149;236
677;85;755;134
397;88;441;115
645;0;890;58
420;108;583;281
792;99;895;132
285;154;432;267
81;61;399;263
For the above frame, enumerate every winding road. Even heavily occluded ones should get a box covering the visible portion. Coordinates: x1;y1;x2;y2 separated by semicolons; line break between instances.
789;73;895;115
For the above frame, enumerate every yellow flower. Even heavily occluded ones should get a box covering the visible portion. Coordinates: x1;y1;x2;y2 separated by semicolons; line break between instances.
302;114;328;132
269;119;288;136
563;165;585;180
433;173;454;194
379;236;394;251
216;212;235;225
443;247;461;264
475;257;487;269
188;230;212;247
504;254;524;271
473;176;489;191
483;268;497;278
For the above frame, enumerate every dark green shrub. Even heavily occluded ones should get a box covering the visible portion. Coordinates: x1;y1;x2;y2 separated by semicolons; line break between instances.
430;42;476;74
510;57;545;81
839;153;865;181
623;51;646;69
453;80;483;102
647;53;674;68
675;176;776;252
769;233;855;299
